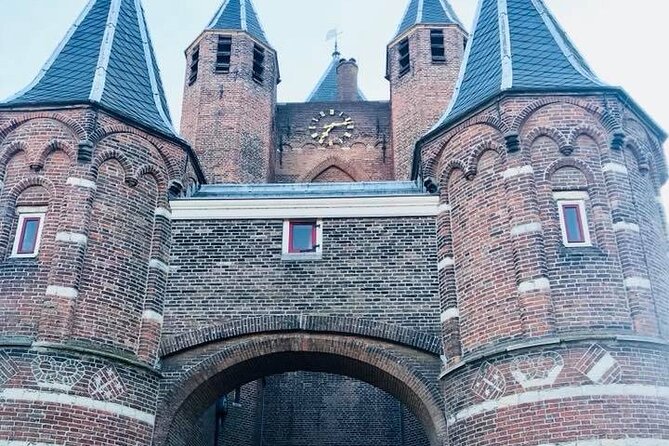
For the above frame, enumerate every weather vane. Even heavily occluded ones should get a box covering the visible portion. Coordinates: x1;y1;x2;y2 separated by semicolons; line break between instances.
326;29;343;57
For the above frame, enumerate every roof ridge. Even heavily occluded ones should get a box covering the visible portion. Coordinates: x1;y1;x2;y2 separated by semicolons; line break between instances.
134;0;175;133
206;0;269;46
394;0;462;39
90;0;122;102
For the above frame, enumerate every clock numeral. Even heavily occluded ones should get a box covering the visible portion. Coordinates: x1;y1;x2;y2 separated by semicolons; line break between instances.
308;125;317;130
312;118;319;123
311;133;319;139
344;132;352;138
319;111;326;117
339;112;345;117
329;109;335;116
347;125;355;130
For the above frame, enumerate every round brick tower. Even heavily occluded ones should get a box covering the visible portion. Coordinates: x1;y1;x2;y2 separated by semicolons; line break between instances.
0;0;202;444
418;0;669;444
388;0;467;180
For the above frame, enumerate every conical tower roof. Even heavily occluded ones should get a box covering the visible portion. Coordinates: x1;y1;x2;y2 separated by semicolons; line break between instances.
434;0;604;129
207;0;269;46
0;0;177;139
306;53;367;103
394;0;463;39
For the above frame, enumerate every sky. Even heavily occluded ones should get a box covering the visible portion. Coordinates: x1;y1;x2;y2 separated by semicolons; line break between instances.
0;0;668;198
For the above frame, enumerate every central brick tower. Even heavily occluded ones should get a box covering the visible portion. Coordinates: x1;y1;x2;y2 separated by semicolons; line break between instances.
388;0;467;180
180;0;279;183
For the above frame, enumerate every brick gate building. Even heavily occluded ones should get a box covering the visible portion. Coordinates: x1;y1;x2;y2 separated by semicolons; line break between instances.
0;0;668;445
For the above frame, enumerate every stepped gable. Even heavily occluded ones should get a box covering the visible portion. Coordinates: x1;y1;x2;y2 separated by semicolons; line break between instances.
0;0;177;139
394;0;463;39
306;53;367;102
207;0;270;46
433;0;604;129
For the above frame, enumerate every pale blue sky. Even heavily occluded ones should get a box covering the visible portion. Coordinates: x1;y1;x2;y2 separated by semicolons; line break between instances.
0;1;668;186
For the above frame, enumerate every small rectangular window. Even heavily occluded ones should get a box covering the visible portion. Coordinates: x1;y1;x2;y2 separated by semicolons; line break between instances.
557;200;591;247
216;36;232;74
12;211;45;258
430;30;446;63
398;38;410;77
188;46;200;85
252;44;265;84
282;219;322;260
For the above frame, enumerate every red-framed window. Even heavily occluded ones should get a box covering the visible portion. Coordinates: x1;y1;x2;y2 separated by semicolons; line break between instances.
12;212;45;257
557;200;590;247
288;220;318;253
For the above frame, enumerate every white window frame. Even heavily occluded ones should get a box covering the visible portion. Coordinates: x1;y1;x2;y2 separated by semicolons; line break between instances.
282;219;323;261
11;206;47;258
557;199;591;247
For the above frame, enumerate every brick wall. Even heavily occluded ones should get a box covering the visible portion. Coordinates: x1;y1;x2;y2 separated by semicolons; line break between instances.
164;217;440;336
275;101;393;183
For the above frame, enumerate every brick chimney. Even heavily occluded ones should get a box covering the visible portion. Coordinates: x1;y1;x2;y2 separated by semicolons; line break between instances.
336;58;359;102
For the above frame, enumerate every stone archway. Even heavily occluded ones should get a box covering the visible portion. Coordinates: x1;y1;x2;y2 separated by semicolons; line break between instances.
154;331;446;446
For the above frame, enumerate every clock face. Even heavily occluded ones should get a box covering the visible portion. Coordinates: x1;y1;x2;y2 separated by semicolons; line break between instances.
309;109;355;146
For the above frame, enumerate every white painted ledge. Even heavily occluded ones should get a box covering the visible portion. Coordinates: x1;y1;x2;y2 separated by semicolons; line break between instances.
171;195;440;220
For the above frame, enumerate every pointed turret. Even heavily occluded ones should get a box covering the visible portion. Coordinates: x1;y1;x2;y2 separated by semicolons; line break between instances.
388;0;466;179
0;0;177;139
307;53;366;102
394;0;463;39
433;0;604;129
181;0;279;183
207;0;270;46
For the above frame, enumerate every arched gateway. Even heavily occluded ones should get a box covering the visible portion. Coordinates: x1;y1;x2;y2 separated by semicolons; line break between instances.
155;319;447;446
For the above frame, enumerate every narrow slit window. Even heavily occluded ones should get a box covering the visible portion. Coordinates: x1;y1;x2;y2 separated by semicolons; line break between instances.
216;36;232;73
398;38;410;77
188;46;200;85
12;212;45;258
558;200;591;247
252;44;265;84
430;30;446;63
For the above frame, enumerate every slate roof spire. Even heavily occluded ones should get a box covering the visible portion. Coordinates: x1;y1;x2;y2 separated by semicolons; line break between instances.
395;0;463;39
434;0;605;129
0;0;177;139
306;53;367;103
207;0;269;46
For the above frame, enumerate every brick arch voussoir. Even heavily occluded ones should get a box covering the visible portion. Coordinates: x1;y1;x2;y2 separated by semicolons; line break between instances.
624;137;654;179
134;163;168;194
543;157;605;206
6;176;54;203
0;141;28;178
91;126;180;181
437;159;467;192
158;333;446;446
511;97;619;137
90;149;136;186
301;156;369;183
567;123;609;150
159;315;442;357
0;113;87;144
466;140;507;179
34;139;76;171
424;116;507;175
522;126;570;155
